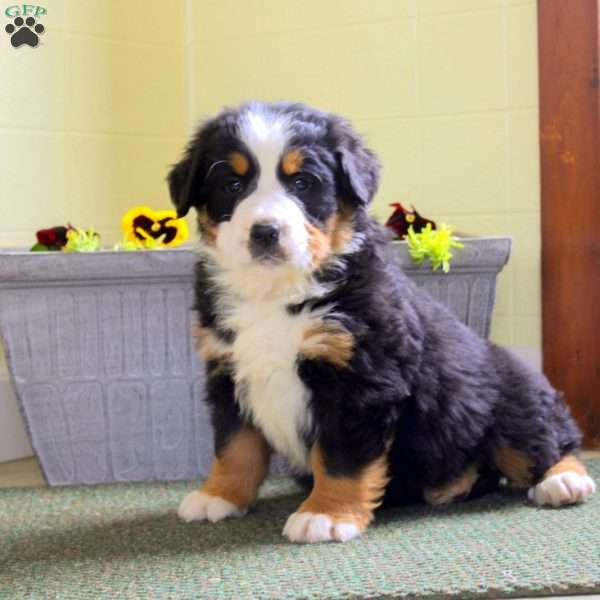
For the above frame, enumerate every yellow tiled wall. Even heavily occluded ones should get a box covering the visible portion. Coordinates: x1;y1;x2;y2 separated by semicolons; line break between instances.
0;0;187;248
189;0;541;357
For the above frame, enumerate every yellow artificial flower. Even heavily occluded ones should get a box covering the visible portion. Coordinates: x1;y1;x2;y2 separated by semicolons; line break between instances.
121;206;189;248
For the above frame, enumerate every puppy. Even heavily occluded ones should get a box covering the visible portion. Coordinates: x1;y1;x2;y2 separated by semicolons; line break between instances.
168;101;595;543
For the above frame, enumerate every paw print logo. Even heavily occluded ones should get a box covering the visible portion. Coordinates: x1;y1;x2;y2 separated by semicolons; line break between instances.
5;16;45;48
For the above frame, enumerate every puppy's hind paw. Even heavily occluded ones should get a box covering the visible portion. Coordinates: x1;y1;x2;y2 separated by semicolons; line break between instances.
178;490;246;523
528;472;596;507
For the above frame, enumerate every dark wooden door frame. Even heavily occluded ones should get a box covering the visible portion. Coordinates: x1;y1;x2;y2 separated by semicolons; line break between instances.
538;0;600;446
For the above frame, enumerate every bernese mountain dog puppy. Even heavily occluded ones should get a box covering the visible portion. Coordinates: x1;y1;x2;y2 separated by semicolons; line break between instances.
168;101;595;544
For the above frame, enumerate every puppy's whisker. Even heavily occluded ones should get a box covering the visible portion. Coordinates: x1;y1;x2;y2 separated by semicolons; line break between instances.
206;160;228;179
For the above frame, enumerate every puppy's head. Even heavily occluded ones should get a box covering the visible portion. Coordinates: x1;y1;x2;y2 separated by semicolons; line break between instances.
168;102;379;291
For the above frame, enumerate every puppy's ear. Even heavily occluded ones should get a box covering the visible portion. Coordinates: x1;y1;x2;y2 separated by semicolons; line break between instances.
331;118;380;207
167;140;207;218
167;156;192;218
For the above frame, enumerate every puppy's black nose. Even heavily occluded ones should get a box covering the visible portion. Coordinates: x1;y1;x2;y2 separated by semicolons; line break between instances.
250;223;280;246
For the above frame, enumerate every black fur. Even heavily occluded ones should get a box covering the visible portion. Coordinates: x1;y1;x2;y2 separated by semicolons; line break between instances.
300;216;581;502
168;101;582;506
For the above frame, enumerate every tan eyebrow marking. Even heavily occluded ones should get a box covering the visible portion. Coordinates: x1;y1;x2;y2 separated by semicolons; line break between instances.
281;149;304;176
228;151;249;176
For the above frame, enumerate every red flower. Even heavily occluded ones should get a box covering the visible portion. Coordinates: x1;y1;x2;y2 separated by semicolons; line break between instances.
36;226;70;248
385;203;436;239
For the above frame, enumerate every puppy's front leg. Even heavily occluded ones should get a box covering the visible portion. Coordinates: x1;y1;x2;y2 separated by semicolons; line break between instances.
288;321;391;543
179;427;271;523
179;364;271;523
283;446;388;543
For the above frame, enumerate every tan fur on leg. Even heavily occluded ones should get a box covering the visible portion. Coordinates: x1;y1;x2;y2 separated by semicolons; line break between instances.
424;464;479;505
493;447;534;487
297;446;389;531
543;454;588;478
201;428;271;510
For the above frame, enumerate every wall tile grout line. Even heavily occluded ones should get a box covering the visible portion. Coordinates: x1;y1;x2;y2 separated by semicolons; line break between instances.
0;127;185;140
49;27;188;50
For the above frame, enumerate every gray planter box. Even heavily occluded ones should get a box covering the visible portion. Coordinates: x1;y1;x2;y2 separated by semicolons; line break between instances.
0;237;510;486
390;236;512;339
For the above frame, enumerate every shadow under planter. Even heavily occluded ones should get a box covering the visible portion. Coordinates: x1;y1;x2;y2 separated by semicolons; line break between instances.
0;237;511;486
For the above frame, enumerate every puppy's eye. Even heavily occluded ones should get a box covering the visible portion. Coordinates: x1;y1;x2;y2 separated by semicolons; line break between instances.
223;178;243;195
294;176;312;192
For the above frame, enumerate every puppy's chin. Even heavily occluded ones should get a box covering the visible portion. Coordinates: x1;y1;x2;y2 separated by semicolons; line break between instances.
211;241;310;273
252;254;286;267
249;246;288;268
203;245;321;303
232;263;319;303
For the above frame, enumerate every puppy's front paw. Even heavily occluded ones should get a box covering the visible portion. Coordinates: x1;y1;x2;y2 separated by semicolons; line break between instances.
178;490;246;523
283;511;361;543
528;472;596;507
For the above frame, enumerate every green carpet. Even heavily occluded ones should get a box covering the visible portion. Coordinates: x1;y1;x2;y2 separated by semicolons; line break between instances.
1;461;599;600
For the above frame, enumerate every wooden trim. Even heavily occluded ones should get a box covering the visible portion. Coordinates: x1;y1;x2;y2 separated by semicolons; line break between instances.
538;0;600;446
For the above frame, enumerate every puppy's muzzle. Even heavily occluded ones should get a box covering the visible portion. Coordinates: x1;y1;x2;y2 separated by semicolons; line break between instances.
248;222;284;263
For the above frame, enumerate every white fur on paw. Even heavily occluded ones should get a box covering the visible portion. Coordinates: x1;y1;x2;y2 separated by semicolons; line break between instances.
177;491;246;523
282;512;360;543
528;472;596;507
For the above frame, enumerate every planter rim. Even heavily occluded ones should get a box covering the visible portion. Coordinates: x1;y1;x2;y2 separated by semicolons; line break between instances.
1;235;510;254
0;246;196;255
390;235;512;244
0;247;198;286
391;235;511;272
0;236;511;285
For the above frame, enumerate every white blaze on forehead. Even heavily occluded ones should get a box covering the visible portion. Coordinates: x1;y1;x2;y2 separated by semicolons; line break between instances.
212;106;314;299
238;108;291;188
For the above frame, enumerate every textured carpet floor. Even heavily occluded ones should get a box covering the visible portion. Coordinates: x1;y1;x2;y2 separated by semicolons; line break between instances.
1;460;599;600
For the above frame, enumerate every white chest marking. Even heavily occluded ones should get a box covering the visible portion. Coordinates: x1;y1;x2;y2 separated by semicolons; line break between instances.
223;300;323;472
